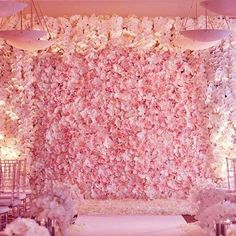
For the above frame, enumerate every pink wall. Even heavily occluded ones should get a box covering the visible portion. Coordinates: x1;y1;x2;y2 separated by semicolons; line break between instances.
1;15;234;200
29;48;215;199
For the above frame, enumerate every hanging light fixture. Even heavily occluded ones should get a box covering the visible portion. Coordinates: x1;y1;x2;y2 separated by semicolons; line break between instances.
7;38;54;52
181;29;230;42
201;0;236;17
175;0;230;50
175;35;222;50
0;0;54;51
0;30;47;41
0;1;27;17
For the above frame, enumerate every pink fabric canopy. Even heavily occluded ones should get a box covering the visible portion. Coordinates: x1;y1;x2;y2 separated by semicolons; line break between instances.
201;0;236;16
0;2;27;17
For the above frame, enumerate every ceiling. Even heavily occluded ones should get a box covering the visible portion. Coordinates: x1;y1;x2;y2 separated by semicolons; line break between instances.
23;0;216;17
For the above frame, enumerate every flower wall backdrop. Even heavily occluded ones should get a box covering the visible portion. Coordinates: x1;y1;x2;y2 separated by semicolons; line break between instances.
0;15;236;200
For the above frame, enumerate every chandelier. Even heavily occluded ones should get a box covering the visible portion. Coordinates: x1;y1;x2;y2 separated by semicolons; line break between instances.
0;0;54;52
175;0;231;50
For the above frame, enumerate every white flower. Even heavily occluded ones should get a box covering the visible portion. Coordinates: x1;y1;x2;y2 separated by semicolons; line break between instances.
4;218;50;236
197;201;236;234
31;182;83;235
190;186;227;215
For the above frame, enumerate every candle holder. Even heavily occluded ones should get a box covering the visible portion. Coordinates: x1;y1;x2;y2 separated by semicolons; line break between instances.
215;219;236;236
46;218;55;236
216;222;226;236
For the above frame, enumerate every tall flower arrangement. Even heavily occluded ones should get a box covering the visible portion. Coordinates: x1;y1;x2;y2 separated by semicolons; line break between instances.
197;201;236;235
190;185;236;235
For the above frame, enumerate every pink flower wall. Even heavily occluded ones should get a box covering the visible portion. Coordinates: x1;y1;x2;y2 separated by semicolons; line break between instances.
0;15;235;200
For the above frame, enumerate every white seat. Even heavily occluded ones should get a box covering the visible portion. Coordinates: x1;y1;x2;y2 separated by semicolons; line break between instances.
0;207;9;231
0;207;9;214
0;193;26;200
0;199;21;207
23;189;32;195
18;188;32;195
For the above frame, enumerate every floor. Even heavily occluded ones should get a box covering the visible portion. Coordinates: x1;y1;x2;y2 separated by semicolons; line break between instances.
72;215;188;236
77;199;194;216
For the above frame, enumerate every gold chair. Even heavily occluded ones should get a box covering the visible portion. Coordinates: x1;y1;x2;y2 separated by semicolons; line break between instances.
0;160;22;219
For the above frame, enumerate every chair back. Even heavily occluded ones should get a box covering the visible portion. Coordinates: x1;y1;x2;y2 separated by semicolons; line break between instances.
226;157;236;191
0;160;21;202
19;158;27;192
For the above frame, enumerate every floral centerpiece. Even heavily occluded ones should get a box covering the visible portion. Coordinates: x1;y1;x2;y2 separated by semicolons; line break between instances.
226;224;236;236
4;218;50;236
197;201;236;235
190;186;227;217
31;181;83;236
190;185;236;235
